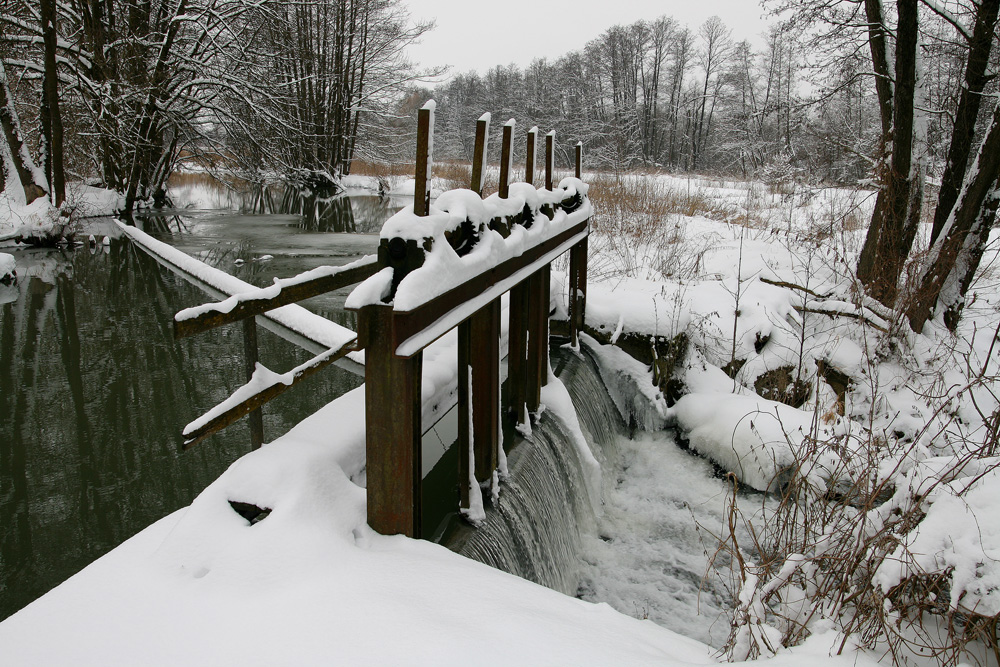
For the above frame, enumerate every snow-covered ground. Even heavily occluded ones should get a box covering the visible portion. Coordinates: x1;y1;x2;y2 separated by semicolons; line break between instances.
3;171;998;665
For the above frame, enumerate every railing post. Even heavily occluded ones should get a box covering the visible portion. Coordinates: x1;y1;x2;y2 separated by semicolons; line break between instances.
364;99;434;538
471;113;490;196
242;318;264;449
460;113;500;516
414;101;435;216
569;142;587;348
525;127;537;185
361;305;422;538
545;131;554;191
503;120;529;427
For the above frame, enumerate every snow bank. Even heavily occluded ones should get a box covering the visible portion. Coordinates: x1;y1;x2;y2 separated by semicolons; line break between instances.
0;252;14;283
0;383;714;666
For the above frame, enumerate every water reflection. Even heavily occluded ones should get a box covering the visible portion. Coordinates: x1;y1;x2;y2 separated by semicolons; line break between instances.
165;172;403;233
0;243;364;620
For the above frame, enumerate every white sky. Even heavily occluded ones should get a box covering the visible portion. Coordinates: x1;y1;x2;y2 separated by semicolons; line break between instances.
402;0;771;84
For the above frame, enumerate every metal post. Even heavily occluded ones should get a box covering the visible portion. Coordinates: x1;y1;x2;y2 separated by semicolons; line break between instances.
575;142;582;179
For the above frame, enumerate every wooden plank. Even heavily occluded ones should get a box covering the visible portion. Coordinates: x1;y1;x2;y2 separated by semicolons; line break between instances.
569;238;588;347
174;257;379;339
388;219;588;356
181;344;351;450
525;268;544;414
525;127;537;186
471;114;490;196
575;142;583;179
458;319;472;511
545;131;554;191
471;299;500;483
361;304;423;538
414;101;435;217
540;265;550;388
508;280;529;427
242;318;264;450
499;120;514;199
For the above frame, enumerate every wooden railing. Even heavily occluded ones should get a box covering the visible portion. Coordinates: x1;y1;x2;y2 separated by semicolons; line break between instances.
349;102;589;538
173;101;589;540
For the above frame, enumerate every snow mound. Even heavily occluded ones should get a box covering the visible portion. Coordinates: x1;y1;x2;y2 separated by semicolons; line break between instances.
669;393;829;492
0;252;14;283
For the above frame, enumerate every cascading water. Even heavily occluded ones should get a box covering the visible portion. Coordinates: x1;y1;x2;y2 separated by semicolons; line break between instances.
444;345;625;595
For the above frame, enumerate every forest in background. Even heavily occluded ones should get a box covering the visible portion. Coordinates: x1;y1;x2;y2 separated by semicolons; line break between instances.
3;0;1000;333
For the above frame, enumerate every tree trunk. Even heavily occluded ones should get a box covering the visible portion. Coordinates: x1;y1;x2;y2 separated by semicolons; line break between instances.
0;62;45;204
858;0;919;306
856;0;894;285
906;100;1000;332
929;0;1000;246
39;0;66;206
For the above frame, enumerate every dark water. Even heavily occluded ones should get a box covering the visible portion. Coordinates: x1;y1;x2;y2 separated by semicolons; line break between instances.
0;179;401;620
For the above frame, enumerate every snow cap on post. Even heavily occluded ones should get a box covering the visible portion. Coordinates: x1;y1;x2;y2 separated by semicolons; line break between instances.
414;99;436;216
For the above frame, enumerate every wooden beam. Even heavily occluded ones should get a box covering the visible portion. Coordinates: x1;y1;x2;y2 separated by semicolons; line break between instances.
499;119;514;199
361;304;423;538
545;131;554;191
575;142;582;179
471;113;490;196
181;344;351;450
526;268;545;414
508;280;529;427
569;238;588;348
385;219;589;357
471;299;501;483
242;318;264;450
174;257;378;339
525;126;537;186
414;101;435;217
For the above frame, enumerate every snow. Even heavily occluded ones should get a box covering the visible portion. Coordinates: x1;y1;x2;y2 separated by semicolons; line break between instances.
9;165;1000;666
119;222;357;353
0;251;14;282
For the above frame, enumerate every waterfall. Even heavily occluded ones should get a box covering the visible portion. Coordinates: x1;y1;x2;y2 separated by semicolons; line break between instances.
443;345;625;595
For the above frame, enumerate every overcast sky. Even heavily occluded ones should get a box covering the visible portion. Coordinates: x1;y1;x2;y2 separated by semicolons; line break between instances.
402;0;771;83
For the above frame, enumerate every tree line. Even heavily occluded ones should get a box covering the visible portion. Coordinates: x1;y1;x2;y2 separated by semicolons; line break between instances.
415;1;1000;334
0;0;430;211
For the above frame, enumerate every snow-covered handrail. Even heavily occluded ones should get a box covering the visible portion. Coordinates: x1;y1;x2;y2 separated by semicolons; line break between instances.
174;255;378;338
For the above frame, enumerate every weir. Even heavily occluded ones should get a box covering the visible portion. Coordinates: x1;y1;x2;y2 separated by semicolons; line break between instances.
168;101;593;542
442;344;625;595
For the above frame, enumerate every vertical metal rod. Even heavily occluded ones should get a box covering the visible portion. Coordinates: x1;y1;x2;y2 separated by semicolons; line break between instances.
414;100;436;217
362;305;422;538
499;119;514;199
242;318;264;450
545;131;554;191
525;127;537;186
575;141;583;179
471;113;490;196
